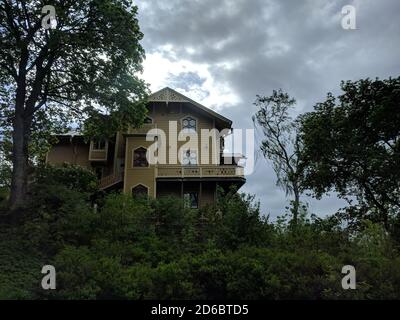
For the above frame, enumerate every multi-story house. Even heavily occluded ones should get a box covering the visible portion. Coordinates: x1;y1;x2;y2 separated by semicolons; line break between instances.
46;87;245;208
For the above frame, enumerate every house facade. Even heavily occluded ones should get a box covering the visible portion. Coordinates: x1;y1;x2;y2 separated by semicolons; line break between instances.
46;87;245;208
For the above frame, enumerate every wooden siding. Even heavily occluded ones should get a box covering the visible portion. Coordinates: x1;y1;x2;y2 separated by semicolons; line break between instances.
47;143;90;167
123;102;241;197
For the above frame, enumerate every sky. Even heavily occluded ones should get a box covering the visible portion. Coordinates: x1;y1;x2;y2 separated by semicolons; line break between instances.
135;0;400;219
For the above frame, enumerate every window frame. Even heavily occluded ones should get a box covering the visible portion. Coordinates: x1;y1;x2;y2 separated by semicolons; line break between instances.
180;115;198;134
91;138;107;151
132;146;149;168
131;183;149;198
184;192;199;209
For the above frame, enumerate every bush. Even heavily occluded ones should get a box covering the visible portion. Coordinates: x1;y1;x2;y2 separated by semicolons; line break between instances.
33;163;98;195
1;165;400;299
0;225;44;299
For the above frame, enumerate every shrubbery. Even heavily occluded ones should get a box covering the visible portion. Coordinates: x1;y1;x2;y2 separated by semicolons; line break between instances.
0;164;399;299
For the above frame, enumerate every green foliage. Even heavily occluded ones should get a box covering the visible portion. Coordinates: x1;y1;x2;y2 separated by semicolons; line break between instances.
34;164;99;195
0;225;44;299
0;187;9;205
0;143;11;190
300;77;400;226
200;188;272;249
9;164;98;254
253;89;304;222
0;165;400;299
0;0;149;137
1;1;149;208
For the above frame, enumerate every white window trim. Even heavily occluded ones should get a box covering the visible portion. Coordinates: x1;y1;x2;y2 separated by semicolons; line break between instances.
89;139;109;161
180;115;198;134
90;139;108;152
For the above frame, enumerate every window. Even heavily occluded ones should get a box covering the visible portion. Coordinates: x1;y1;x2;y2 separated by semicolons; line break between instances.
133;147;148;167
182;116;197;133
132;184;148;198
182;149;197;165
184;192;198;209
92;138;106;150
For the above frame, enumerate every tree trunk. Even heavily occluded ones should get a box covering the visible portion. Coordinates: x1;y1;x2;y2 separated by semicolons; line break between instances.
9;113;29;210
291;186;300;225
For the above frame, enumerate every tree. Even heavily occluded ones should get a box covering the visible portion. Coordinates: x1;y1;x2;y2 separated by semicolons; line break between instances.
253;89;304;224
0;139;11;188
0;0;148;210
300;77;400;229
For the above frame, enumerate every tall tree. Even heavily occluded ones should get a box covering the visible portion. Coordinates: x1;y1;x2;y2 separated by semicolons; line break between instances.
0;0;148;210
253;89;304;223
300;78;400;228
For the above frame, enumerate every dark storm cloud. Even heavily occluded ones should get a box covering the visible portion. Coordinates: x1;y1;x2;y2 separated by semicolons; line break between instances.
137;0;400;218
166;72;207;91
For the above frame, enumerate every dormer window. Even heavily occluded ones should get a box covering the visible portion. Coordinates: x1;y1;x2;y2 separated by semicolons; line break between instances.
182;116;197;133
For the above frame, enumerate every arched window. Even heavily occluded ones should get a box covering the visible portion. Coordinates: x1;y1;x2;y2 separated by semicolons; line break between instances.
132;184;148;198
182;116;197;133
133;147;148;167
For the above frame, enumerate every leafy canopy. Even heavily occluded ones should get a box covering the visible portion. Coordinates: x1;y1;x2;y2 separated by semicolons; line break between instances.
0;0;149;141
300;77;400;226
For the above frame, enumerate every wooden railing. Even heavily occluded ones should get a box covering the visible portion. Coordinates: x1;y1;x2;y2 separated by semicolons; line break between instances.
99;172;123;189
89;149;107;161
157;165;244;178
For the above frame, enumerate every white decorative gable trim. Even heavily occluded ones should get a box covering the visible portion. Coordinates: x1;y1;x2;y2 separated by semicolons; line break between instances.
148;87;232;127
149;87;189;104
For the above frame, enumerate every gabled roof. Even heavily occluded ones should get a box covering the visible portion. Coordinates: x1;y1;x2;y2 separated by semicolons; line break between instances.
148;87;232;127
52;128;82;136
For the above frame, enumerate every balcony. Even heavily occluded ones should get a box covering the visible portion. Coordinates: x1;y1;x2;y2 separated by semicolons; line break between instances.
156;165;244;179
89;139;108;161
89;149;107;161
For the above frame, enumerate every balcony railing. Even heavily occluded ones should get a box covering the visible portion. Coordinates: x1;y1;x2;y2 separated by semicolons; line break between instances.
99;172;124;189
89;149;107;161
156;165;244;178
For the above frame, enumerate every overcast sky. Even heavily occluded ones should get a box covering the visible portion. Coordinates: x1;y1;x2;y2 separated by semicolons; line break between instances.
136;0;400;219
